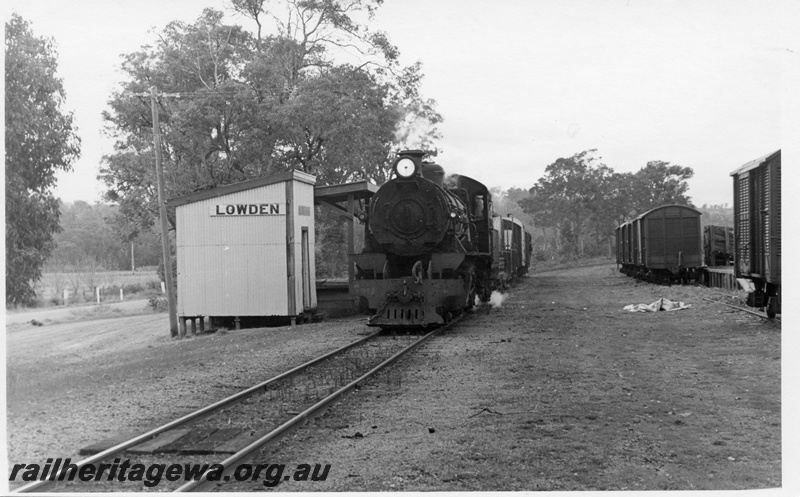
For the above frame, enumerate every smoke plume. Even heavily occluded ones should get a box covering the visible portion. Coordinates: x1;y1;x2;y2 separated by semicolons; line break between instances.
490;291;506;309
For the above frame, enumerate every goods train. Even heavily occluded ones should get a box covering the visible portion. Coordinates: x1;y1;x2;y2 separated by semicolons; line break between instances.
351;150;531;327
615;204;703;283
615;149;780;319
731;150;781;318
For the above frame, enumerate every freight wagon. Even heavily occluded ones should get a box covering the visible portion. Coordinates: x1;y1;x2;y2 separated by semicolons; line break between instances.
616;204;703;283
731;149;781;318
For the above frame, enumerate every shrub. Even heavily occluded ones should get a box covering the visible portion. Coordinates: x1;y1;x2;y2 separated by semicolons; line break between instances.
533;249;549;262
147;295;168;312
125;282;145;294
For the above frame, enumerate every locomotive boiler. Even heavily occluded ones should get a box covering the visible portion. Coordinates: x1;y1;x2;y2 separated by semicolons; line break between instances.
351;150;497;327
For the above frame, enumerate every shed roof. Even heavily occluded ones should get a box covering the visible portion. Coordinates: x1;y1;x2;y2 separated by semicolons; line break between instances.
730;149;780;177
167;170;316;208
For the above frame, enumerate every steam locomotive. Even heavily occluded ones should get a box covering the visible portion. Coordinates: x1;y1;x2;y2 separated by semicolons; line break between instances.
351;150;531;327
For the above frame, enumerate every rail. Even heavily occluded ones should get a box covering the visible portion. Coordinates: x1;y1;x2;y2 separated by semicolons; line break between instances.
703;298;780;322
12;330;383;494
176;317;461;492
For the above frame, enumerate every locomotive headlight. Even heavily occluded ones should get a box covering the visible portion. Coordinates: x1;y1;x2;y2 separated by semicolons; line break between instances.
395;158;417;178
450;211;457;218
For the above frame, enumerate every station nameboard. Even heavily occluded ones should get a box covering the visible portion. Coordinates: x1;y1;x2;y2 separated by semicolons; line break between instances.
210;203;283;216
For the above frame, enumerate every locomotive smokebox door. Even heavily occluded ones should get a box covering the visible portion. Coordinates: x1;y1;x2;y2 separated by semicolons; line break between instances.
369;176;452;256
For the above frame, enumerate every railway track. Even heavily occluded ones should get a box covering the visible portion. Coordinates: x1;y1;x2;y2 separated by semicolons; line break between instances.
702;297;781;322
12;318;461;493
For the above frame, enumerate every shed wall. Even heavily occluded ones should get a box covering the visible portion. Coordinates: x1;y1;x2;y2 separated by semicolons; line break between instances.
176;182;290;317
288;179;317;313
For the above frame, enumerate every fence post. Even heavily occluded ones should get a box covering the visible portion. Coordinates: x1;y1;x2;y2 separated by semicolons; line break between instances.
96;286;101;304
63;289;68;305
120;288;124;301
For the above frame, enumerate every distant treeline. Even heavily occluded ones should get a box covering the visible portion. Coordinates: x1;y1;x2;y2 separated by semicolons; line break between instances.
46;201;163;273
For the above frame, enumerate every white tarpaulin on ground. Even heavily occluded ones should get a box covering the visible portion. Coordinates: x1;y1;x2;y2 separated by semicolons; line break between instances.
624;298;692;312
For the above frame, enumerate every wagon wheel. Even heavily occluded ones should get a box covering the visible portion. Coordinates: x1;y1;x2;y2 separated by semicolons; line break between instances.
767;296;778;319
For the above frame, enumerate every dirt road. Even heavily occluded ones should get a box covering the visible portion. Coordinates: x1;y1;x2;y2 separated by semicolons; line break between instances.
5;298;152;325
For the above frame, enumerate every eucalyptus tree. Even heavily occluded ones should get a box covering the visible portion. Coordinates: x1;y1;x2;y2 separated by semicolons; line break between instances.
100;3;440;236
5;14;81;306
519;150;605;256
626;160;694;214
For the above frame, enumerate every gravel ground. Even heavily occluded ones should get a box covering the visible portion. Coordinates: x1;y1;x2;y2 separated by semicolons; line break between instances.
5;264;785;492
6;311;373;491
225;264;783;492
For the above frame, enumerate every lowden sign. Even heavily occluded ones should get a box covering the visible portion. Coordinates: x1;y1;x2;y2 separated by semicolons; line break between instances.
210;203;283;216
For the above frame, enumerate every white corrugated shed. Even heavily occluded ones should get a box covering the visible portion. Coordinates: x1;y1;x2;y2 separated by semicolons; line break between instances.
169;170;316;323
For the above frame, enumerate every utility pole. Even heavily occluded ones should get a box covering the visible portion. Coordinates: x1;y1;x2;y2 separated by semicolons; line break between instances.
149;86;180;337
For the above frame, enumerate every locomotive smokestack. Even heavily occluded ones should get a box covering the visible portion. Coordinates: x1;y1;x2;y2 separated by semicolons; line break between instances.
398;149;427;161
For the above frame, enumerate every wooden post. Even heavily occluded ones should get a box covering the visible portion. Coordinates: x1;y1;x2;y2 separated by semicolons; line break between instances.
150;86;180;338
347;193;355;287
285;180;296;318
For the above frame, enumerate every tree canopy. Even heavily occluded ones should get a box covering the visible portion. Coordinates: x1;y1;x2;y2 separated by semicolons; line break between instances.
5;13;81;306
624;160;694;215
518;150;694;258
99;3;441;236
518;151;614;256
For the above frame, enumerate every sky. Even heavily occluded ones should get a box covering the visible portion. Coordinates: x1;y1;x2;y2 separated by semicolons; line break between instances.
3;0;798;208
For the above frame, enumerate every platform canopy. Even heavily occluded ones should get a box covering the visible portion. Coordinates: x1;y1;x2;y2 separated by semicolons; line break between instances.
314;180;378;208
314;180;379;286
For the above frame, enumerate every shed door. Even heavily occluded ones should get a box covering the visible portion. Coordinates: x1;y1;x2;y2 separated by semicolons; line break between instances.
301;227;312;310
